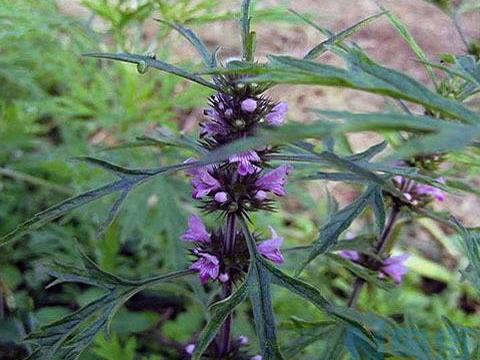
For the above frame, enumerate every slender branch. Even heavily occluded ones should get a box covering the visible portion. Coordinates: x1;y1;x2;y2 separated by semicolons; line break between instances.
347;201;401;308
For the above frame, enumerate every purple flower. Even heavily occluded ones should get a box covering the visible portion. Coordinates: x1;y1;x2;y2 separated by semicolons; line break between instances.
214;191;229;203
238;336;249;345
254;190;267;201
339;231;361;261
185;344;195;355
257;226;284;264
181;215;211;244
393;175;446;202
229;150;261;176
241;98;258;112
251;356;262;360
255;165;292;197
265;102;288;126
218;273;229;282
416;181;445;202
340;250;361;262
201;109;229;136
186;163;221;199
380;254;409;284
190;252;220;284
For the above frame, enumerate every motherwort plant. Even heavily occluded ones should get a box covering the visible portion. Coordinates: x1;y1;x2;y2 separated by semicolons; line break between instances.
3;0;480;359
179;68;291;357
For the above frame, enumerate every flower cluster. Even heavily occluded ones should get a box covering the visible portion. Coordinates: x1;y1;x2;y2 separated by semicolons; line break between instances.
341;249;409;284
393;176;446;205
178;71;292;359
181;84;291;285
181;216;284;284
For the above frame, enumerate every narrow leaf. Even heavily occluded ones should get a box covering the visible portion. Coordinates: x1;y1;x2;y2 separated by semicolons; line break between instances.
84;52;219;90
298;186;378;274
155;19;214;67
238;216;284;360
192;282;248;360
305;12;385;60
383;9;437;85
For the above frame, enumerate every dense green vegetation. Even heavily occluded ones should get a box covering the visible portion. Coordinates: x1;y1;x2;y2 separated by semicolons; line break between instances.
1;1;479;359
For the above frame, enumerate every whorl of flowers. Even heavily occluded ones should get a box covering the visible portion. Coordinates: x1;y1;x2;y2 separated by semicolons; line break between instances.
341;248;410;284
393;175;446;205
181;77;290;286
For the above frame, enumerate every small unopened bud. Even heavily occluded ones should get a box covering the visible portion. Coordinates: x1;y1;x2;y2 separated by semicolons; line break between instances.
236;83;245;89
403;193;412;201
147;194;159;208
228;202;239;213
255;190;267;201
215;192;229;203
238;336;249;345
241;98;257;112
250;356;262;360
234;119;246;129
185;344;195;355
219;273;229;282
345;231;355;240
225;109;233;117
243;200;252;209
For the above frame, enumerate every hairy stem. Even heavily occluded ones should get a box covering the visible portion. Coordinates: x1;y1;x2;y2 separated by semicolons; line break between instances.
347;201;401;308
218;213;236;356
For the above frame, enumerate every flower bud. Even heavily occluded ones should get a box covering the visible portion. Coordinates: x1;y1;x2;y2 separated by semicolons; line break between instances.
219;273;229;282
185;344;195;355
215;192;229;203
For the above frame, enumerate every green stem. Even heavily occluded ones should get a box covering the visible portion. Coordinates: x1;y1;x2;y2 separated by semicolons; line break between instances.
218;213;236;356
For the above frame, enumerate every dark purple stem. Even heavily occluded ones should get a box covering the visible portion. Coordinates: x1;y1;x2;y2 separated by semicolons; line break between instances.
347;201;401;308
218;213;236;356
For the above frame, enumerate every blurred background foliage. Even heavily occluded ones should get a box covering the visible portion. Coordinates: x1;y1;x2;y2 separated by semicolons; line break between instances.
0;0;479;359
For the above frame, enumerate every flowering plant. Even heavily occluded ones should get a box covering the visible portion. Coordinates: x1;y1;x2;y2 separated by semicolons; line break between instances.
2;0;480;359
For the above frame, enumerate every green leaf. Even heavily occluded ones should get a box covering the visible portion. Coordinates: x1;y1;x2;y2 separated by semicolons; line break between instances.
283;319;337;358
383;8;437;85
247;259;284;360
0;160;196;246
304;12;385;60
371;187;386;234
192;282;248;360
328;254;394;291
298;186;381;274
138;126;206;154
202;111;468;173
227;52;479;123
346;141;387;162
238;216;284;360
1;180;125;247
318;325;347;360
312;110;480;161
83;52;219;90
442;317;470;360
155;19;214;67
454;220;480;292
261;258;331;311
25;249;192;360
